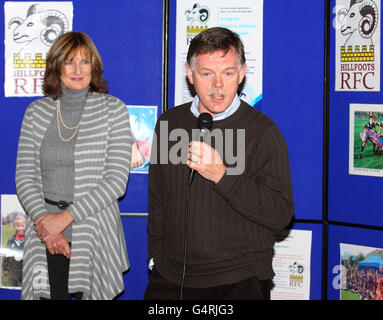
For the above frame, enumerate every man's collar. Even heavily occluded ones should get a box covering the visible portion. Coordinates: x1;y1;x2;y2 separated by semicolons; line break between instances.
190;95;241;120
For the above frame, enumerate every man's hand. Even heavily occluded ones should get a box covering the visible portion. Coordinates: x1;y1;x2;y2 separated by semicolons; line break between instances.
187;141;226;184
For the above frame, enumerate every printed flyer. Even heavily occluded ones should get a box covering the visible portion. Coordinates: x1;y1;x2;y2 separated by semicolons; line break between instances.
270;229;312;300
174;0;263;107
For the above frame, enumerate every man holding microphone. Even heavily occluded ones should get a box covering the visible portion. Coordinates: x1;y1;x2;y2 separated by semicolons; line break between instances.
145;27;294;300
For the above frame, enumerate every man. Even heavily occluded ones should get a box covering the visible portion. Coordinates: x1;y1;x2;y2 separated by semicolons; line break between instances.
359;124;383;158
145;27;294;300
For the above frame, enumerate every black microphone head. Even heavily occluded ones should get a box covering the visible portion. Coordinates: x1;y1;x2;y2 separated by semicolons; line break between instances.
197;113;213;130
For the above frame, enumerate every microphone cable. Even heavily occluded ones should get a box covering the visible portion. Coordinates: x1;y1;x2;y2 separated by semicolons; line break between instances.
180;170;194;300
180;112;212;300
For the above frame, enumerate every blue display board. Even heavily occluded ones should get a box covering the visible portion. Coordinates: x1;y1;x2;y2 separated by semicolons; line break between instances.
2;0;380;301
262;1;325;221
328;0;383;228
0;0;163;300
326;0;383;301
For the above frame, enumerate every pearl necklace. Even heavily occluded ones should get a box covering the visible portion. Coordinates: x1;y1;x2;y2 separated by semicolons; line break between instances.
56;100;80;142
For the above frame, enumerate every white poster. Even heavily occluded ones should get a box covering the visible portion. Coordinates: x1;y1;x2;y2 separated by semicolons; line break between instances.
271;229;312;300
4;1;73;97
335;0;380;91
174;1;263;107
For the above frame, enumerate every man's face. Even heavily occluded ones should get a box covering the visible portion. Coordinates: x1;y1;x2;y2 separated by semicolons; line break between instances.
186;47;246;117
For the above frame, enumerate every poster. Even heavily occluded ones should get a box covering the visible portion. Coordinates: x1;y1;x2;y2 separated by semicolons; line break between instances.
340;243;383;300
349;103;383;177
128;105;157;174
1;194;26;290
174;0;263;107
335;0;380;91
4;1;73;97
270;229;312;300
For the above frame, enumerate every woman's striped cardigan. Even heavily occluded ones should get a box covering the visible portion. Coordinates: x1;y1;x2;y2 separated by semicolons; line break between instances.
15;93;132;300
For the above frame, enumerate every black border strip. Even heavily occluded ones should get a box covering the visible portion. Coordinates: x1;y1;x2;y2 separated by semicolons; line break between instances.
327;220;383;231
322;0;331;301
294;219;383;231
161;0;170;113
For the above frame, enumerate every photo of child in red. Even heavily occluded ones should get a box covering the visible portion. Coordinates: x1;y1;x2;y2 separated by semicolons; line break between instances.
2;215;26;287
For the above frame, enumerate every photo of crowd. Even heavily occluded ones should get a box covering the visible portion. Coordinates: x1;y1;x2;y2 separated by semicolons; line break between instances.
344;267;383;300
340;244;383;300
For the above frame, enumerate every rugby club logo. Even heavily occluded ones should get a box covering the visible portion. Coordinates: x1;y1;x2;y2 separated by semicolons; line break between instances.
185;3;209;45
335;0;380;91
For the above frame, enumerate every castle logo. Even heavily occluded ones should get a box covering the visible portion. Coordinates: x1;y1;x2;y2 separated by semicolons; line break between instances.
13;53;46;69
185;3;210;45
335;0;381;91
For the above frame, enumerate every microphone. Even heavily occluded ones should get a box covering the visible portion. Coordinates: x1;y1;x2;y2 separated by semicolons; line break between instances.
188;113;213;182
197;112;214;141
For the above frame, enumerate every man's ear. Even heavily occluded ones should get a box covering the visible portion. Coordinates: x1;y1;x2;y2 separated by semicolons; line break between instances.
238;63;247;84
185;63;194;85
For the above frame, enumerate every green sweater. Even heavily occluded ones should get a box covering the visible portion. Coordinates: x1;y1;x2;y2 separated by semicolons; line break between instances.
148;101;294;288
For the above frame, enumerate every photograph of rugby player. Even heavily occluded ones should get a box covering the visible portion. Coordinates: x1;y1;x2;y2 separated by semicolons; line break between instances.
350;105;383;177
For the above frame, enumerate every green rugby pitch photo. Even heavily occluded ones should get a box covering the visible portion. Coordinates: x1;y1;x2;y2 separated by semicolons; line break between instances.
349;104;383;177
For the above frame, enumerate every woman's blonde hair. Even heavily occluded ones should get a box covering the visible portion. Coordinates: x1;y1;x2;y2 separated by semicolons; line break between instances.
42;31;108;99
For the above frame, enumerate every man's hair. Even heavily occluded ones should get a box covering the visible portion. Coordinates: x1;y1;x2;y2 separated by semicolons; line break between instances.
42;31;108;99
186;27;246;69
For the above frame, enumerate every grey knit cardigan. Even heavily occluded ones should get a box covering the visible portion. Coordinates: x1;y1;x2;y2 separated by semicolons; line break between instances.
15;92;132;300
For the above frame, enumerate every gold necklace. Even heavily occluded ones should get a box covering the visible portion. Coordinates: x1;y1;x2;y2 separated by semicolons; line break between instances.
56;100;80;142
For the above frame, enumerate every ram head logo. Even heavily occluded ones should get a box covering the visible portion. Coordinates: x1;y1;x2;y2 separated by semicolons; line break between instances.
8;4;69;52
185;3;209;27
337;0;378;46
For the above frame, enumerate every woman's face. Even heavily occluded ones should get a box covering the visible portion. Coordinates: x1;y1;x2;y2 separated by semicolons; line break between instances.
60;48;92;91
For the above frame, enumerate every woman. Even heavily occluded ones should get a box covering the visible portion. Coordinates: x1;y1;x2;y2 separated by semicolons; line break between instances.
15;32;133;300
